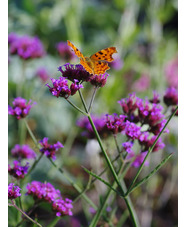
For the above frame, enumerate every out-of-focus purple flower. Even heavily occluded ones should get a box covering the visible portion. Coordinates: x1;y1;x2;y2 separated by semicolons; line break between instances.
149;91;160;104
35;67;50;83
163;87;178;106
70;79;84;95
122;120;141;140
132;152;149;168
77;115;109;139
39;137;63;160
52;198;73;217
8;183;21;200
56;41;75;61
8;161;29;179
11;144;36;160
165;57;178;88
8;33;18;44
89;207;96;214
132;74;150;92
58;63;91;82
122;141;134;153
8;97;36;120
9;34;45;60
26;181;73;216
105;113;126;134
89;73;109;87
109;56;124;70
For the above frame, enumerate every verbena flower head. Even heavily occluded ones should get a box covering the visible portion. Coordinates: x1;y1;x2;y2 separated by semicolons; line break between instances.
132;152;149;168
8;161;29;179
122;141;134;153
163;87;178;106
89;73;109;87
39;137;63;160
9;34;45;59
46;77;83;98
56;41;75;61
105;113;126;135
8;183;21;200
122;120;141;140
8;97;36;120
26;181;73;216
11;144;36;160
165;57;178;88
58;63;91;82
149;91;160;104
52;198;73;217
35;67;50;83
77;115;109;139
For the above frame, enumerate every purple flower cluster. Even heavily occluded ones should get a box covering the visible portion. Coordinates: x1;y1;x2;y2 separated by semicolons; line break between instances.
89;73;109;87
163;87;178;107
58;63;91;83
123;120;141;140
165;57;178;88
77;115;109;139
26;181;73;217
8;183;21;200
56;42;75;61
11;144;36;160
46;77;83;99
132;74;150;92
8;161;29;179
8;97;36;120
35;67;50;83
105;114;126;134
8;33;45;60
39;137;64;160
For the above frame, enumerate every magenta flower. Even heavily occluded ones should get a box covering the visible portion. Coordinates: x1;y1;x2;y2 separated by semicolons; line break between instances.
70;79;84;95
26;181;73;217
52;198;73;217
132;152;149;168
56;41;75;61
35;67;50;83
122;141;134;153
132;74;150;92
39;137;63;160
165;57;178;88
90;73;109;87
105;113;126;135
122;120;141;140
8;32;18;44
109;56;124;70
8;161;29;179
149;91;160;104
8;183;21;200
8;97;36;120
58;63;91;82
11;144;36;160
9;34;45;60
163;87;178;106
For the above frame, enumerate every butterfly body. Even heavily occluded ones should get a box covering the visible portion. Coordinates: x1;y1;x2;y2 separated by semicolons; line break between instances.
67;40;117;75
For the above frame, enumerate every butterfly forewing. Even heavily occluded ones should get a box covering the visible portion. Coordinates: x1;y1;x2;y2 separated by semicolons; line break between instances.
90;47;117;62
67;40;85;59
80;59;94;74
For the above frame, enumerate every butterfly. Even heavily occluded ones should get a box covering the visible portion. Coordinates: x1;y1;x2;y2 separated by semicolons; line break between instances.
67;40;117;75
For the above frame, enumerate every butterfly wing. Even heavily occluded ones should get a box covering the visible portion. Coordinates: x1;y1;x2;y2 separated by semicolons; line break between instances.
67;40;85;59
93;61;110;75
90;47;117;62
80;59;94;74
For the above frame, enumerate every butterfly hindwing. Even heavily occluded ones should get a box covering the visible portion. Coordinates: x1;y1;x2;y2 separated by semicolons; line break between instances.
93;61;110;75
80;59;94;74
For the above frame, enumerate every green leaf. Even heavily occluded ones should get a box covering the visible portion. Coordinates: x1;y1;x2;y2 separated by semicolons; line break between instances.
82;166;121;196
127;153;174;195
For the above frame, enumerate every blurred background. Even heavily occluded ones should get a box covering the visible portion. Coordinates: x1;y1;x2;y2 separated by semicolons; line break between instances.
8;0;178;226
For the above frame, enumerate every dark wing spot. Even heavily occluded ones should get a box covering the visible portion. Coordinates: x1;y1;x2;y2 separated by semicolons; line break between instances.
98;62;101;65
98;57;101;60
95;54;98;57
98;51;103;55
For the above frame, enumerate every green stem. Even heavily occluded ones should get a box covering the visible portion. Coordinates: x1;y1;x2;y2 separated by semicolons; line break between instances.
24;119;39;148
113;134;123;162
88;86;98;112
78;89;89;113
9;200;42;227
125;105;178;196
66;98;88;116
48;158;97;210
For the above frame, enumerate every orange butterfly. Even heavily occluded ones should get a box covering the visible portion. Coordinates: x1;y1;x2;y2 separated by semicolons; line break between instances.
67;40;117;75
